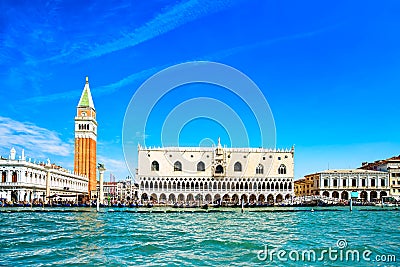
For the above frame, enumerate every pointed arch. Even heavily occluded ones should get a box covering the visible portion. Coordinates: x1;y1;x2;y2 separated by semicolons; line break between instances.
256;164;264;174
215;165;224;174
174;161;182;171
151;161;159;171
197;161;205;171
149;181;153;191
234;162;242;172
278;164;287;174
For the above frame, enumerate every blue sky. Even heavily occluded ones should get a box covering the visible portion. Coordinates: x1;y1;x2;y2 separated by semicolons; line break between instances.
1;0;400;181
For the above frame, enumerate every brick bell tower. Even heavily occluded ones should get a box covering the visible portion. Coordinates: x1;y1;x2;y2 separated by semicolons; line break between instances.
74;76;97;197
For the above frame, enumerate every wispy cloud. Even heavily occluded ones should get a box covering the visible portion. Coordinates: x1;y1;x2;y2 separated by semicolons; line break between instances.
65;0;237;62
21;25;338;105
199;25;342;61
21;65;161;105
0;116;72;158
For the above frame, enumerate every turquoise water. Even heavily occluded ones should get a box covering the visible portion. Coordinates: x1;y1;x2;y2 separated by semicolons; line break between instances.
0;207;399;266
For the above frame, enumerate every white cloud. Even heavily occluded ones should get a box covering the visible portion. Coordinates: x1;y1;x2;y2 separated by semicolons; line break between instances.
0;116;72;158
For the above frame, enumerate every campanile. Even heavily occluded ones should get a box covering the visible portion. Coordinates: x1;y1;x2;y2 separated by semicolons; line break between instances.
74;76;97;197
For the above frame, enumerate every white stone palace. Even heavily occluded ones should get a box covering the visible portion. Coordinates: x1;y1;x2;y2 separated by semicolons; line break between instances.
137;139;294;205
0;148;88;203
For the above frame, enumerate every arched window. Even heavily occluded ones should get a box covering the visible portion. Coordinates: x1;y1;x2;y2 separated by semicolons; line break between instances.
174;161;182;171
197;161;205;171
256;164;264;174
278;164;286;174
1;171;6;183
234;162;242;172
215;165;224;174
151;161;159;171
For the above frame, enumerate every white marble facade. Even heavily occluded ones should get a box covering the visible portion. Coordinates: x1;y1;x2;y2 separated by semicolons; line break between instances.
137;140;295;204
0;148;88;202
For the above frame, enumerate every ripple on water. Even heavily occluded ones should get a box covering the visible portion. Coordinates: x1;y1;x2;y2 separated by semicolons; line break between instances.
0;208;399;266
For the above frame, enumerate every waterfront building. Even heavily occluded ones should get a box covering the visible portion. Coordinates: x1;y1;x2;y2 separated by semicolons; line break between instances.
99;178;139;203
102;181;117;200
296;169;390;201
137;139;295;205
74;77;97;197
359;155;400;200
116;178;139;202
0;148;88;202
293;177;313;197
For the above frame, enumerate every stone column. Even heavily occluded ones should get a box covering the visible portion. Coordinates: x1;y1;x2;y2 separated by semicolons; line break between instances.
97;164;106;204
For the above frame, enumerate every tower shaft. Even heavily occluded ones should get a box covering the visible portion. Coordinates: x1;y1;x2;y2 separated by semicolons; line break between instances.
74;77;97;197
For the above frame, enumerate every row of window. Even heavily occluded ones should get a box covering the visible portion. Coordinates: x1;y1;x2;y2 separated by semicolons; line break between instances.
151;161;287;174
323;178;386;187
1;171;86;188
78;124;90;130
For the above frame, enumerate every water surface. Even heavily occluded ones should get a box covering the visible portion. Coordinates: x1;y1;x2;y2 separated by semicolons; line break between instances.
1;207;399;266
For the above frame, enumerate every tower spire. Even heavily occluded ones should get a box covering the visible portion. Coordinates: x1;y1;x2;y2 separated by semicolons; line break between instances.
78;76;95;109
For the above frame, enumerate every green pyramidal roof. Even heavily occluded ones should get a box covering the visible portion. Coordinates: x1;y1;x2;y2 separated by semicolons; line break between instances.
78;77;95;109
